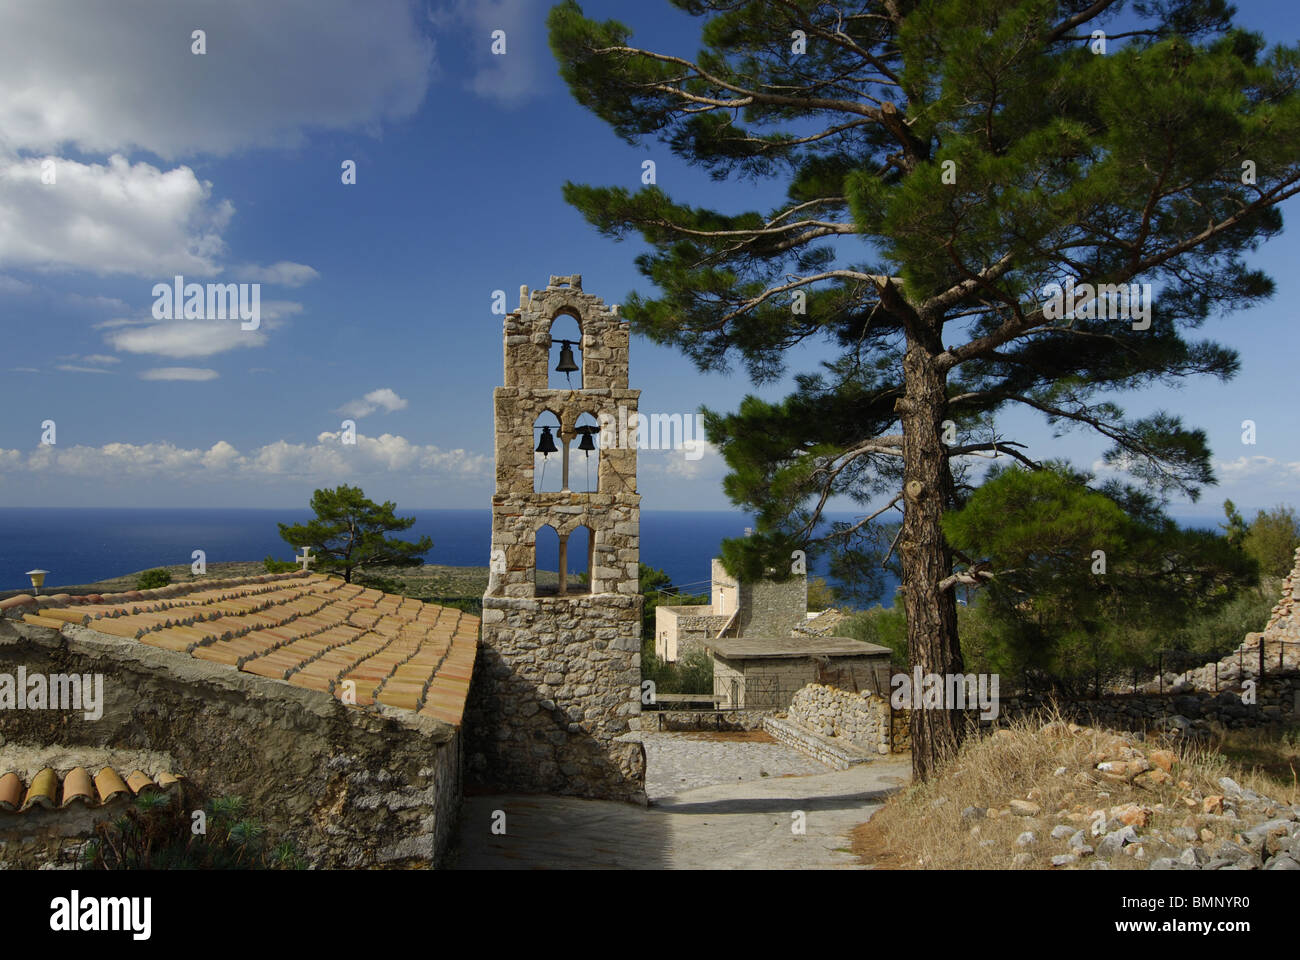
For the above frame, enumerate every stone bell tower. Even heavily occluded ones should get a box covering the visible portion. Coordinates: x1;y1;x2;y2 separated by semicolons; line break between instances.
467;275;645;802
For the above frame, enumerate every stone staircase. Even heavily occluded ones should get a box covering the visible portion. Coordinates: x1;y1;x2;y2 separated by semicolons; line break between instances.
763;716;877;770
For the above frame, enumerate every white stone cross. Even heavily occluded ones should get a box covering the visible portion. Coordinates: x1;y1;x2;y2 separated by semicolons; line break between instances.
296;546;316;571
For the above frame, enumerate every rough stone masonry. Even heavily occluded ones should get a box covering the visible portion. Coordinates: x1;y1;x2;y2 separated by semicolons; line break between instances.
466;276;646;802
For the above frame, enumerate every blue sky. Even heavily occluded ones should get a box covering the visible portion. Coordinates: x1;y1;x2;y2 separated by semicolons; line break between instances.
0;0;1297;521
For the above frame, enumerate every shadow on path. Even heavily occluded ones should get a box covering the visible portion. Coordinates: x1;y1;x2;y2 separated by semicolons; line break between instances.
453;760;910;870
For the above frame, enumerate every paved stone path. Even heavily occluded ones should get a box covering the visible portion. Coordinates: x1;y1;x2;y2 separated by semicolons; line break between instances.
453;732;909;869
641;731;831;798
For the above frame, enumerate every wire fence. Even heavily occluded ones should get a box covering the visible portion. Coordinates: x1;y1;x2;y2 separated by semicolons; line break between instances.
1014;637;1300;698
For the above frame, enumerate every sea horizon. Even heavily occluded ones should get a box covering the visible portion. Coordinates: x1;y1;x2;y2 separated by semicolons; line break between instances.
0;505;1226;600
0;506;840;598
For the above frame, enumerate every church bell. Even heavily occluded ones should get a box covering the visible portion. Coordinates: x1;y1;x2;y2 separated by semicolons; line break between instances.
535;425;558;456
554;340;579;376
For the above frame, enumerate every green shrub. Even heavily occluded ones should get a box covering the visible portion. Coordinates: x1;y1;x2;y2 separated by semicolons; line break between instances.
1166;578;1280;659
89;792;305;870
841;604;909;667
641;638;714;695
807;576;837;610
1243;505;1300;579
263;555;299;573
136;568;172;590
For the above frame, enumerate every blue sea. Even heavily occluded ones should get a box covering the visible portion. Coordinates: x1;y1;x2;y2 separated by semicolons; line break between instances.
0;507;1222;603
0;507;883;600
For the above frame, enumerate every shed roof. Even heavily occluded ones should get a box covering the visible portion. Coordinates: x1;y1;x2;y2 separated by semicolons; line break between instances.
706;635;890;660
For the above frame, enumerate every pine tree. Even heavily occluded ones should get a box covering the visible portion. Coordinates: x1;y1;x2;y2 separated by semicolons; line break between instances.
549;0;1300;779
278;485;431;584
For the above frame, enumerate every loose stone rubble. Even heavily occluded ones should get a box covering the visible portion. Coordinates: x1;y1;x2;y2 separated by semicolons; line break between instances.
989;722;1300;870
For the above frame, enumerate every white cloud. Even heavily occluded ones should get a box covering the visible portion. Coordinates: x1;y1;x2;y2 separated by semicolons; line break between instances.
79;354;121;365
1214;455;1300;484
431;0;543;105
0;2;431;280
0;1;435;160
0;274;33;294
102;300;301;358
140;367;220;381
0;154;233;277
0;433;490;483
107;319;267;358
234;261;320;287
646;440;723;481
55;364;114;374
93;316;156;330
338;387;409;418
65;293;130;312
255;301;304;323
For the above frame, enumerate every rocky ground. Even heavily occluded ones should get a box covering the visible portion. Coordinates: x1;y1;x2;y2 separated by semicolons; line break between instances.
947;722;1299;870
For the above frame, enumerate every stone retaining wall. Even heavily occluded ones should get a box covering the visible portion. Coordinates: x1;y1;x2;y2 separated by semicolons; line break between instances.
992;678;1299;735
0;619;465;868
787;683;893;753
1134;547;1300;697
0;789;164;869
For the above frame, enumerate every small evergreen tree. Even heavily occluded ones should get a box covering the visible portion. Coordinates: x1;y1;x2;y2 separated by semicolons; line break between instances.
136;568;172;590
278;485;431;584
1222;499;1249;549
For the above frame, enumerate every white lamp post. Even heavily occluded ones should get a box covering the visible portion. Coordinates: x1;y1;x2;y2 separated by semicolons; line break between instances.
26;569;49;595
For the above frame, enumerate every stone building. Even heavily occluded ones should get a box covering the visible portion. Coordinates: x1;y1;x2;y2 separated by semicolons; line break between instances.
656;558;809;662
467;275;646;802
708;636;892;709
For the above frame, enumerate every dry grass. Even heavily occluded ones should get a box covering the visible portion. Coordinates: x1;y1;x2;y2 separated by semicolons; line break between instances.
854;708;1300;870
1203;726;1300;801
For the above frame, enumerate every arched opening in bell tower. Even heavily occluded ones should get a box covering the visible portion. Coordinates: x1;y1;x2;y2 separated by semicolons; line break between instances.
533;410;563;493
548;312;583;390
564;525;593;594
570;411;601;493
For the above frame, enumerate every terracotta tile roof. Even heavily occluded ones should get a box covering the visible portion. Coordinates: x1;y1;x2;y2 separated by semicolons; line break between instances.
0;765;182;813
3;572;479;726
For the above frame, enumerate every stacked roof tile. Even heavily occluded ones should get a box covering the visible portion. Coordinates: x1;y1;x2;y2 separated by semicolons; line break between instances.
0;765;181;813
0;572;479;725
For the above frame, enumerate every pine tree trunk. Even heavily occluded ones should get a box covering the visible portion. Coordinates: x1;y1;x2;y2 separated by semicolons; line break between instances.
899;336;964;782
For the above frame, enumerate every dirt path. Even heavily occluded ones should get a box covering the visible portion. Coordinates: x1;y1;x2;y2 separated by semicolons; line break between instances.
453;741;909;869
